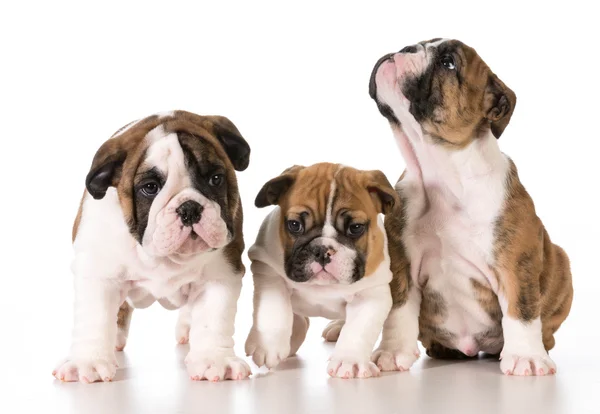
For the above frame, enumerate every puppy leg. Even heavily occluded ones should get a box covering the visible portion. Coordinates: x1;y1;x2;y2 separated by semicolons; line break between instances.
289;314;310;356
497;271;555;376
53;277;123;383
322;320;344;342
371;286;421;372
185;272;250;382
175;304;191;345
245;260;294;369
328;284;392;379
115;301;133;351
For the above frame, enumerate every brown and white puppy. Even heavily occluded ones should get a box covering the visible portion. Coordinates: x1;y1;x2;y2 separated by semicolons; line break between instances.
369;39;573;376
53;110;252;383
245;163;397;378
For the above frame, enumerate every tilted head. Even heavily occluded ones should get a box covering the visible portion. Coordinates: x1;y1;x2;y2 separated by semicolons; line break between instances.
83;110;250;259
256;163;397;285
369;38;516;146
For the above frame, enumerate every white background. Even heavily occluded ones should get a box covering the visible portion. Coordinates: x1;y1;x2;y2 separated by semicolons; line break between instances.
1;1;599;413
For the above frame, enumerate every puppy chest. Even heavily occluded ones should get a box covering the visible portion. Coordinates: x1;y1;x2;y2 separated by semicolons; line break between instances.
290;289;347;320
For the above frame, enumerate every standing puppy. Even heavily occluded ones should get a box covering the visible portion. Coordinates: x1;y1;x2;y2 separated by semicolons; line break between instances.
245;163;397;379
53;110;251;383
369;39;573;375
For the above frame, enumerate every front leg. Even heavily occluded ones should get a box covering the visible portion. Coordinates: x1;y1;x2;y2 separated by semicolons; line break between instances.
328;284;392;379
244;260;294;369
497;269;555;376
53;276;123;383
371;286;421;372
185;271;250;382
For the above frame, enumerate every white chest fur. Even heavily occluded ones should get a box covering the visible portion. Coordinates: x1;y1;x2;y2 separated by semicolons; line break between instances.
397;132;509;354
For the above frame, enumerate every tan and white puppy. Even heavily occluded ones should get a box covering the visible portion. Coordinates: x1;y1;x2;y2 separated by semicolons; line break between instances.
53;110;252;383
245;163;397;379
369;39;573;376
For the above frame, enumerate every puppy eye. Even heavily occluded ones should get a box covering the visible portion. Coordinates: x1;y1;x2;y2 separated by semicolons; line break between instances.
140;181;160;197
286;220;304;235
347;223;366;238
209;174;224;187
440;55;456;70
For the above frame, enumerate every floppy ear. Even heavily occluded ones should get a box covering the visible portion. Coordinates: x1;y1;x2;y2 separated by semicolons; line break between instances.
484;74;517;139
255;165;304;208
85;139;127;200
206;116;251;171
366;170;398;215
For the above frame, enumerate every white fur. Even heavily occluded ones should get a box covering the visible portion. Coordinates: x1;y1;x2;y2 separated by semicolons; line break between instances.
373;42;551;374
245;205;393;379
54;126;248;383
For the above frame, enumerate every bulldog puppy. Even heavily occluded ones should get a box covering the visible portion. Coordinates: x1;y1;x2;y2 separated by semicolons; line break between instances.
244;163;397;379
53;110;252;383
369;39;573;376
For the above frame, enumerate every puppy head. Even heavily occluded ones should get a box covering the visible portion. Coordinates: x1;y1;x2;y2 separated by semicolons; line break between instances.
369;38;516;146
84;111;250;259
256;163;397;285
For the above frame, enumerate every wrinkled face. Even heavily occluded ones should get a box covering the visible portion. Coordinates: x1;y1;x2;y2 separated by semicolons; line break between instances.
83;111;250;261
369;38;516;146
134;127;233;258
256;163;396;285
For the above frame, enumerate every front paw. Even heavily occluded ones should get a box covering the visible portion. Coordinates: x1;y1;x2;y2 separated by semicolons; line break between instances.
327;356;380;379
185;353;251;382
500;351;556;376
53;353;118;383
371;347;420;372
245;328;291;369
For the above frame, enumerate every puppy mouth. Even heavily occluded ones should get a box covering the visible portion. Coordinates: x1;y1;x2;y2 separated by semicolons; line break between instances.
190;230;199;240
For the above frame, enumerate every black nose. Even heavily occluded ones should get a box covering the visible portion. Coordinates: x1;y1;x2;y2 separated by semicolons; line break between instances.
176;200;203;226
313;245;335;266
399;45;418;54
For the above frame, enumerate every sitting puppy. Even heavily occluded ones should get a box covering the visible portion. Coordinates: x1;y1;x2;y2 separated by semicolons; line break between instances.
368;39;573;376
245;163;397;379
53;110;252;383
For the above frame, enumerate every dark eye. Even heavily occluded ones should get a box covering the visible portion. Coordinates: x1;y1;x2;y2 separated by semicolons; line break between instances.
347;223;366;238
440;55;456;70
209;174;224;187
140;181;160;197
286;220;304;235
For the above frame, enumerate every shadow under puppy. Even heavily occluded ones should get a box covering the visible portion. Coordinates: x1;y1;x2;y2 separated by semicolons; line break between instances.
245;163;398;379
53;110;251;383
369;38;573;376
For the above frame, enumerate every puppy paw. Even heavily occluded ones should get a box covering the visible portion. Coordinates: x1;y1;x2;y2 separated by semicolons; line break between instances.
371;347;420;372
245;328;291;369
327;357;380;379
500;351;556;376
321;320;344;342
185;353;251;381
53;354;118;383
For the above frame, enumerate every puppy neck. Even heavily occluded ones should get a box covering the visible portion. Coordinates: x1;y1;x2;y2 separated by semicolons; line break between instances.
392;124;507;198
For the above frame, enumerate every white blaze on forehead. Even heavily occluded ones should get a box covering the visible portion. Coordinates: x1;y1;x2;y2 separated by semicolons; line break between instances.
424;38;449;49
155;110;175;119
322;165;345;238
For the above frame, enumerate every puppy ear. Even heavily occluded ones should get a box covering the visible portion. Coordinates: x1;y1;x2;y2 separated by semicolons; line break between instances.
206;116;251;171
255;165;304;208
85;139;127;200
484;74;517;139
366;170;398;215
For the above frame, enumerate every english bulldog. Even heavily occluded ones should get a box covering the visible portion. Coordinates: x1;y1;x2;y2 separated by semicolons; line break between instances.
53;110;252;383
369;39;573;376
244;163;397;378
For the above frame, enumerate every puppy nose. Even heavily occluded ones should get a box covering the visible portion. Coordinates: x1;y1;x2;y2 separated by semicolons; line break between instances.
176;200;203;227
399;45;418;54
313;245;336;266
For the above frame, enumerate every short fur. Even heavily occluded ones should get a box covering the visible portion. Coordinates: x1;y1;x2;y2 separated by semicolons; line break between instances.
369;38;572;376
